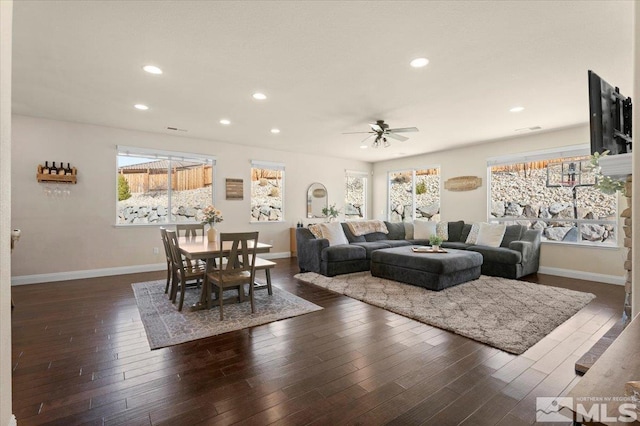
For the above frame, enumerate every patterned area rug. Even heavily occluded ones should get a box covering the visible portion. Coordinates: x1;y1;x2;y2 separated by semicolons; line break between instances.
294;272;595;354
132;280;323;349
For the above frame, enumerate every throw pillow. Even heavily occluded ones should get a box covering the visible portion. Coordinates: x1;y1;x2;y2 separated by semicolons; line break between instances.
308;224;323;239
414;220;437;239
404;222;414;239
465;223;481;244
320;222;349;246
436;221;449;241
475;222;507;247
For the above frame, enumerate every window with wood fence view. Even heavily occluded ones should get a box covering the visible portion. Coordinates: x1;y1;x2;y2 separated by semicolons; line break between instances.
250;165;284;222
117;153;214;225
489;155;617;246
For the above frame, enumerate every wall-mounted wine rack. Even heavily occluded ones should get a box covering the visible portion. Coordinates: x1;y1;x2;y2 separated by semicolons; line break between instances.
36;163;77;184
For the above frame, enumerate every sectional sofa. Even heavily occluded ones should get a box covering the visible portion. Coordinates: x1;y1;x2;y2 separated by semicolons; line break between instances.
296;220;541;279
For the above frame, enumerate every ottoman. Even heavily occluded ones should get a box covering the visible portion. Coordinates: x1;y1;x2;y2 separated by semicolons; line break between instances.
370;246;483;291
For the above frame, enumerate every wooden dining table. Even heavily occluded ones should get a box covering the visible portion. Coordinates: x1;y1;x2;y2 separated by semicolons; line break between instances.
178;236;272;310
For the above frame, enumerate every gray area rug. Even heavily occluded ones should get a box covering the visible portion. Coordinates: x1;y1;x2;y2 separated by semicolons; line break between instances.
132;280;323;349
294;272;595;354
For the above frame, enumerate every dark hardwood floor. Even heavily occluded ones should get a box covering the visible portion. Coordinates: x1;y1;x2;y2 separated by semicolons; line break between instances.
11;259;624;425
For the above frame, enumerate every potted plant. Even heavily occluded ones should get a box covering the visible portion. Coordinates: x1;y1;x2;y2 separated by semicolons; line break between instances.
322;203;341;222
429;235;443;251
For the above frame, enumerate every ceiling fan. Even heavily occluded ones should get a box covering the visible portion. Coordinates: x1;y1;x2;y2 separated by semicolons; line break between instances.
343;120;419;148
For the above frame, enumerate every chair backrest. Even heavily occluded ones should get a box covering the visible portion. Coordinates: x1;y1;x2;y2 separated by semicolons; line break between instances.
217;232;259;277
176;223;205;238
166;230;186;277
160;227;172;263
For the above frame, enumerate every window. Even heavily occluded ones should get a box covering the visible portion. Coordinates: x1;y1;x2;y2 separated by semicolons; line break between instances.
488;146;617;246
116;146;215;225
388;167;441;222
345;170;367;219
250;160;284;222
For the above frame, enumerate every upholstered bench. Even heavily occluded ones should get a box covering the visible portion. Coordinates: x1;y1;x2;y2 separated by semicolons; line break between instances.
370;246;483;291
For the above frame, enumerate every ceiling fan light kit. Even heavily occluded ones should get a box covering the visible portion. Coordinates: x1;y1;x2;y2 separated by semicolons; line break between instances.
343;120;419;148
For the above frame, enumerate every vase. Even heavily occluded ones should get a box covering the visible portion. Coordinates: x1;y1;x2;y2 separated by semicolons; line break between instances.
206;224;219;243
432;245;440;252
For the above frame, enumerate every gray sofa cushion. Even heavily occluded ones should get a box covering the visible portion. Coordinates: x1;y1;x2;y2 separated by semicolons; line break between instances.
321;245;366;262
500;224;525;248
341;223;366;243
352;241;391;259
408;239;431;246
441;241;472;250
364;232;388;242
447;220;465;242
378;239;411;248
384;221;406;240
459;224;473;243
466;245;522;264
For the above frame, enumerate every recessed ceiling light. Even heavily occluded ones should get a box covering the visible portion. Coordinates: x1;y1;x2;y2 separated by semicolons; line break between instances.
253;92;267;100
270;128;280;134
410;57;429;68
134;104;149;110
142;65;163;75
360;144;368;149
219;119;231;125
509;106;525;113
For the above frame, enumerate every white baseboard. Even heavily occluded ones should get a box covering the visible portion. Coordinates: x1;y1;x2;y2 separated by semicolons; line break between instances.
8;415;17;426
11;252;293;286
538;266;625;285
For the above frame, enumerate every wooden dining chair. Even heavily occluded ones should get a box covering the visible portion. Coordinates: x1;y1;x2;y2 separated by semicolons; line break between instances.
159;228;174;295
207;232;259;320
176;223;204;238
166;229;205;311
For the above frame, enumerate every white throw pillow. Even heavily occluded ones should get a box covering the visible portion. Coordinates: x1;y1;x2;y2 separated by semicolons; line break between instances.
320;222;349;246
475;222;507;247
414;220;437;239
465;223;481;244
436;221;449;241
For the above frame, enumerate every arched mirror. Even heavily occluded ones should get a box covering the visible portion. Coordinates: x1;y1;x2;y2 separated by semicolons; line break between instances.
307;182;328;218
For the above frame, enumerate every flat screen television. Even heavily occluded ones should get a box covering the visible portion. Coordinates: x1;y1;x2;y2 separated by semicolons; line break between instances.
588;70;632;155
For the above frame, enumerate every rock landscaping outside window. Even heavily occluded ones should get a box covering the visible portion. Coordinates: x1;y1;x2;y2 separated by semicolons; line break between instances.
250;163;284;222
116;148;214;225
345;172;367;219
388;168;440;222
490;155;617;246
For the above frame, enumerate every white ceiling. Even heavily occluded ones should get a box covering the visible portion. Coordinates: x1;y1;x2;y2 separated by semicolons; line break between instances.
11;0;634;163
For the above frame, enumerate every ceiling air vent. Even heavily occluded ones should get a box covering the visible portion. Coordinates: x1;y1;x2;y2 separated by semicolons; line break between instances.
166;126;187;132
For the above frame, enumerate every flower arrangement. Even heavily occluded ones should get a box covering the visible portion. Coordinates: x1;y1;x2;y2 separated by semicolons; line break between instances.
429;235;443;247
201;205;224;225
322;203;341;220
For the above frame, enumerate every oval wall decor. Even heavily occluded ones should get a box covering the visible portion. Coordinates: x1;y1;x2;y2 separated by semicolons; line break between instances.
312;188;327;198
444;176;482;191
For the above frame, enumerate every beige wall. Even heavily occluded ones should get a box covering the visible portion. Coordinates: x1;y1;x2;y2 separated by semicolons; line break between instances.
373;125;627;280
11;115;371;278
1;1;12;425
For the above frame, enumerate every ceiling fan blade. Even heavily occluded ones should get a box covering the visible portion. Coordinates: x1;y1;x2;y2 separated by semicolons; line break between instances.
360;134;375;143
342;131;374;134
387;127;419;133
368;123;383;133
385;132;409;142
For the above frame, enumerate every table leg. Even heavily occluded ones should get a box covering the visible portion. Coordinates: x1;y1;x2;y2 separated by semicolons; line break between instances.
191;258;213;312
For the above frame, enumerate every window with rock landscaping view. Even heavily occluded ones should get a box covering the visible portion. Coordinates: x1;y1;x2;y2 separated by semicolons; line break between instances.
345;171;367;219
489;150;617;246
388;167;440;222
250;161;284;222
116;147;215;225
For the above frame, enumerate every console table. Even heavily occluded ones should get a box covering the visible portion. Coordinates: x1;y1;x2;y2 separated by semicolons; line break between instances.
562;314;640;424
